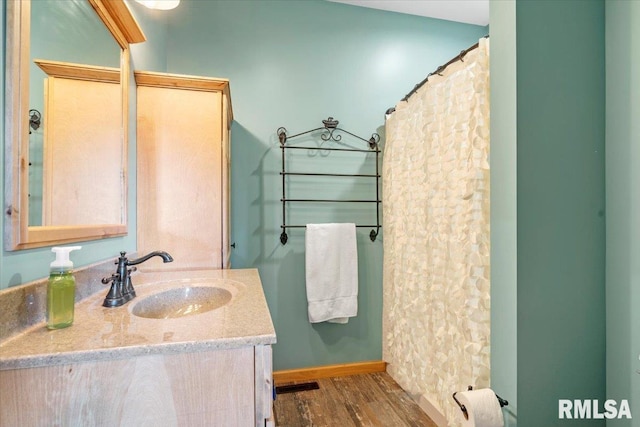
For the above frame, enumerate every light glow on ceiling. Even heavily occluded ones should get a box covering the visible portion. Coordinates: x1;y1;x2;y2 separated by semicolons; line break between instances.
134;0;180;11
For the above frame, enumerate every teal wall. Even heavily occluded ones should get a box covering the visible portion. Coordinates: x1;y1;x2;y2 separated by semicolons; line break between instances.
0;0;167;288
128;1;169;72
490;0;518;421
606;0;640;425
516;1;606;425
157;0;486;370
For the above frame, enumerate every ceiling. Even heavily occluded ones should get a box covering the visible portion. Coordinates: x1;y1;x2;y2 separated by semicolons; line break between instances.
327;0;489;26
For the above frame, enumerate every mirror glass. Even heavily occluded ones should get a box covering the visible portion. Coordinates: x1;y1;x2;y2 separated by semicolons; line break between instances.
4;0;143;250
28;0;121;226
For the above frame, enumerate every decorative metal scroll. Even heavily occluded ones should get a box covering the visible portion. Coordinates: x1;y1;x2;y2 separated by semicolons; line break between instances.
278;117;381;245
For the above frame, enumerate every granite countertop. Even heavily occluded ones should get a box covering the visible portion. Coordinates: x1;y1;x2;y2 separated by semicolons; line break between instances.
0;268;276;370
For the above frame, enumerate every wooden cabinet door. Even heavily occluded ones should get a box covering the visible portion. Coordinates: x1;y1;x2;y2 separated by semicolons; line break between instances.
137;85;224;270
0;348;255;426
43;77;122;226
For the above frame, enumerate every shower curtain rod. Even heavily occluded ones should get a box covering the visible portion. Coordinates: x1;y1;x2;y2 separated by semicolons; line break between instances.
386;35;489;116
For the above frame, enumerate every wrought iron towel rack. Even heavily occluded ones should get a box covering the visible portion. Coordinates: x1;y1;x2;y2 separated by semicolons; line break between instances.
278;117;381;245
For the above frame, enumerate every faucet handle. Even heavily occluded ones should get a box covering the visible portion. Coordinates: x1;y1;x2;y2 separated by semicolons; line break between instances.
101;273;119;285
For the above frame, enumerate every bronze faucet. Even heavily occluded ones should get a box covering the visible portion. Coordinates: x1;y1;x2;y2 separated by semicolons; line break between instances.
101;251;173;307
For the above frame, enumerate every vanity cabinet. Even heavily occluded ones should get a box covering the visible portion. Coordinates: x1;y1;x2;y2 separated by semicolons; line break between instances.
0;268;276;427
0;345;272;426
135;72;232;270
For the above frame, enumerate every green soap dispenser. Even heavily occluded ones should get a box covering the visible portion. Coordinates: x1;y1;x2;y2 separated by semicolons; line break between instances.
47;246;81;330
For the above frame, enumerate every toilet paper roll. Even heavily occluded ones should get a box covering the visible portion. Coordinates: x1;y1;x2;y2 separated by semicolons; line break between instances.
456;388;504;427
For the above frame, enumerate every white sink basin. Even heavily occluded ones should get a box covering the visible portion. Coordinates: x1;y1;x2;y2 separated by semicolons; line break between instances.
131;286;232;319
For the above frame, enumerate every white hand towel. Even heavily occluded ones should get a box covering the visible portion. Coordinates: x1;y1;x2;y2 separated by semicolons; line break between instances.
305;223;358;323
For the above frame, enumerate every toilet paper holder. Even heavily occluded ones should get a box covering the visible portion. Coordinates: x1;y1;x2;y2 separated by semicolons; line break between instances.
452;386;509;420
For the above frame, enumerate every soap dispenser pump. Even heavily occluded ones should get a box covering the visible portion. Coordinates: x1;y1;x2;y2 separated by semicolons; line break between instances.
47;246;81;330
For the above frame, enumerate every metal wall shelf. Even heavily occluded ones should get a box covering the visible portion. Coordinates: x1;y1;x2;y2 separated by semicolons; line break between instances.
278;117;381;245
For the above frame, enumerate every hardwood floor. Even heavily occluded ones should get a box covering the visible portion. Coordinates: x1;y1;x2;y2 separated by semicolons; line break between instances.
273;372;438;427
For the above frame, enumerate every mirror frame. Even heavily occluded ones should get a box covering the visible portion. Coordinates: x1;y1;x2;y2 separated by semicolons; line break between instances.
4;0;145;250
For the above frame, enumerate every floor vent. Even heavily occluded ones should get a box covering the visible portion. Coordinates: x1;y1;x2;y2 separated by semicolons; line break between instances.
275;381;320;394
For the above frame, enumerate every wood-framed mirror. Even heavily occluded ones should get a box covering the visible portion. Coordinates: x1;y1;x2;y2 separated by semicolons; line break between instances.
4;0;145;250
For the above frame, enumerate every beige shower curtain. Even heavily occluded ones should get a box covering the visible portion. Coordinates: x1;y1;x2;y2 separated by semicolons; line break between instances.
382;38;490;426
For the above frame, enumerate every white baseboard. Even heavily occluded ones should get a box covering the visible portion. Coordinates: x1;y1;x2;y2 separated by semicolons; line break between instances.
385;365;448;427
417;394;448;427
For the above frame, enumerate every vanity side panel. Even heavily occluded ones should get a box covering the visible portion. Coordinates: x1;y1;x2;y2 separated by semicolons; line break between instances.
0;347;254;426
255;344;273;426
221;92;231;269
